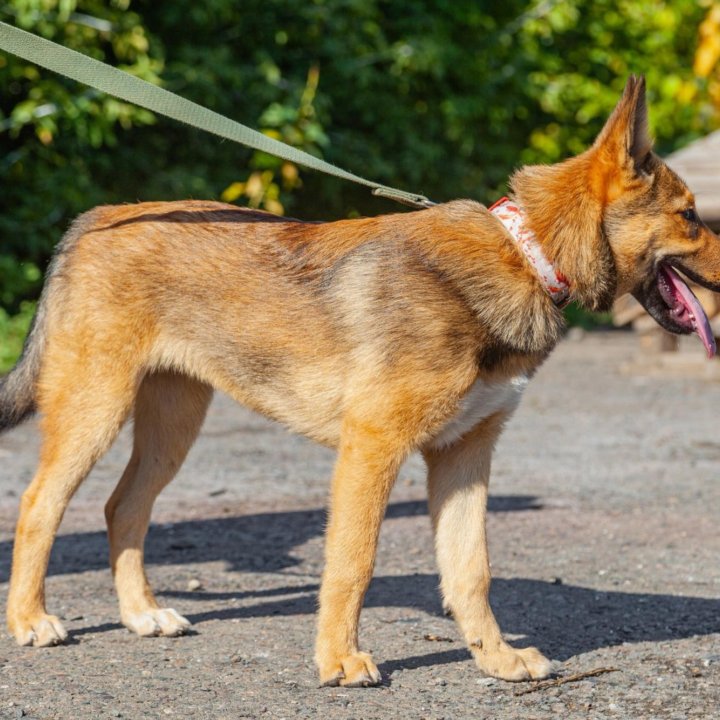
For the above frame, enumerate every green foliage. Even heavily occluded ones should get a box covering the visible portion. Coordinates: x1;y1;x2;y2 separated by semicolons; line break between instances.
0;300;35;373
0;255;40;308
563;302;613;330
0;0;718;363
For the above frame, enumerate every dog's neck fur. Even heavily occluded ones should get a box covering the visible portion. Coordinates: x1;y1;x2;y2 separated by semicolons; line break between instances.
510;151;617;312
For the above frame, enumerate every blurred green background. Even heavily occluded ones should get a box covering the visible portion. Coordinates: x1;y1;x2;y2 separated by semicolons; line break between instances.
2;0;720;370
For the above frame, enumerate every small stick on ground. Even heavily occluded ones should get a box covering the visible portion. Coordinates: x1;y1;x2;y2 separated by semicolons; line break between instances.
514;666;619;696
423;634;454;643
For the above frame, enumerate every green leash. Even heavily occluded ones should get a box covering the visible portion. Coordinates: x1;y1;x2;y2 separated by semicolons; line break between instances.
0;21;435;209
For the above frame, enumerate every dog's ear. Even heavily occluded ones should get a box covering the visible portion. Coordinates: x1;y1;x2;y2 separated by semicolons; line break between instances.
593;75;653;178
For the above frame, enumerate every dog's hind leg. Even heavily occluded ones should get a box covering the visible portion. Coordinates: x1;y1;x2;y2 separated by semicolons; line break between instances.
7;362;137;647
104;371;212;638
423;414;552;682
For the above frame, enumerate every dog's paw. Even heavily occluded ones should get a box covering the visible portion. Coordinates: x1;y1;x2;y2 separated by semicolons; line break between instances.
318;651;382;688
123;608;191;637
473;643;552;682
9;613;68;648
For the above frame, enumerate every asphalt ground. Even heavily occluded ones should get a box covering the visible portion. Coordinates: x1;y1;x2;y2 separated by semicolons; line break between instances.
0;332;718;719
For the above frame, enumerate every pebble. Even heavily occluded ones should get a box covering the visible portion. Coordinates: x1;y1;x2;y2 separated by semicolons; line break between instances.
476;677;497;686
187;578;203;591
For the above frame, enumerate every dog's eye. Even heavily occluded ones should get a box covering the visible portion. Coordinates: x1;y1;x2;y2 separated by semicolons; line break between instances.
681;207;698;223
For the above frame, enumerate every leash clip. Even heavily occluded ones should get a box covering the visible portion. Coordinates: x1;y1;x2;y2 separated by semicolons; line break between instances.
372;187;436;209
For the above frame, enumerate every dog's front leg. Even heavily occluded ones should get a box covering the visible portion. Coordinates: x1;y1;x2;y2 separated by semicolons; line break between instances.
315;420;404;687
424;414;552;681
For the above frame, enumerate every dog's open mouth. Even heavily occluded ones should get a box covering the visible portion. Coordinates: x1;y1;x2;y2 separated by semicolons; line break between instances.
656;264;716;358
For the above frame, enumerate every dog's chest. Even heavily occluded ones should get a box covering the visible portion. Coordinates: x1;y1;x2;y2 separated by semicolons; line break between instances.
431;375;528;449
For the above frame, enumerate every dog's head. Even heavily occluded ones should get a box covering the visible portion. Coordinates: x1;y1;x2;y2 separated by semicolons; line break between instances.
513;76;720;357
595;76;720;357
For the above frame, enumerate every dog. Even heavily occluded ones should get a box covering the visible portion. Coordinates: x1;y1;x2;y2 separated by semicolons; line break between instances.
2;75;720;687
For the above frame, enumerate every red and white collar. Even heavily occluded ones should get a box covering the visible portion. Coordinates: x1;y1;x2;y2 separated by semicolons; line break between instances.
489;197;571;308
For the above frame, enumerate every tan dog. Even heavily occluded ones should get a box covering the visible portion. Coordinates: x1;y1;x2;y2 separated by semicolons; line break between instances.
3;76;720;686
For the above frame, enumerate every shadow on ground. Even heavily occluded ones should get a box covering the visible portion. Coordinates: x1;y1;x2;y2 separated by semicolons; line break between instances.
1;496;717;668
0;496;540;581
155;576;717;665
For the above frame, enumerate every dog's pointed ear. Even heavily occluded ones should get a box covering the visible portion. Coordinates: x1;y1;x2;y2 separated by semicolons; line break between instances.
593;75;652;176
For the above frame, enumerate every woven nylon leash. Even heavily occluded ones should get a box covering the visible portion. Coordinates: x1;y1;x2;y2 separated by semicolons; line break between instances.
0;21;435;209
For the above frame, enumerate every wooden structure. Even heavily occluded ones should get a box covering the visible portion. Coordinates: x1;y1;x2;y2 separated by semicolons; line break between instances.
613;131;720;355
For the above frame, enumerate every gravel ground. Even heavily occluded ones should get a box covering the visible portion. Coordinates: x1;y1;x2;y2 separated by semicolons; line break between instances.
0;332;718;719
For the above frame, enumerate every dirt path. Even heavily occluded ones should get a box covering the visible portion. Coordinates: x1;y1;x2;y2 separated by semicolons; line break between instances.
0;333;718;719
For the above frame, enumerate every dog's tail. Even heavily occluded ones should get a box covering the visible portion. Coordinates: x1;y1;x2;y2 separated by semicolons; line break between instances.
0;297;48;432
0;211;96;434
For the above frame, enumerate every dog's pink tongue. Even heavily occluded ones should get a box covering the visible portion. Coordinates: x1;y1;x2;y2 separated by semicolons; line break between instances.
662;266;716;358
